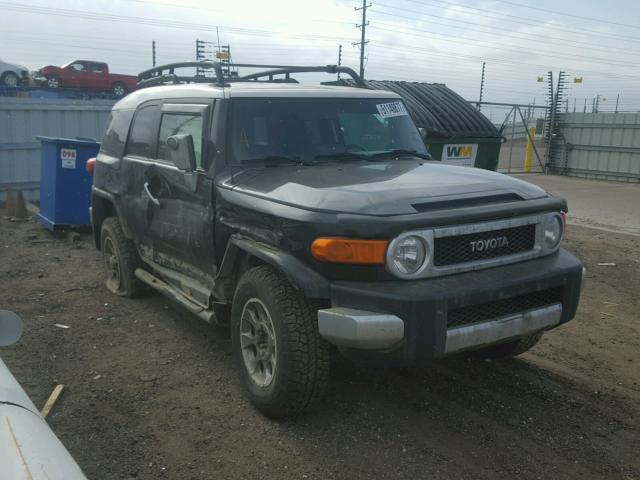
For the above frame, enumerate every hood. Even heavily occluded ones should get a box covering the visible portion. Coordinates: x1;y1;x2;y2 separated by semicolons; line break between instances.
1;60;28;71
229;160;548;216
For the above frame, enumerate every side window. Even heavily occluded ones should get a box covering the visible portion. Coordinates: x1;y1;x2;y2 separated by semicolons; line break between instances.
99;109;134;157
90;63;105;73
69;62;85;71
158;113;204;168
125;105;158;158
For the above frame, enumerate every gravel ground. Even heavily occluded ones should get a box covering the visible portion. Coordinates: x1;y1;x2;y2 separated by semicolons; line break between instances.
1;212;639;480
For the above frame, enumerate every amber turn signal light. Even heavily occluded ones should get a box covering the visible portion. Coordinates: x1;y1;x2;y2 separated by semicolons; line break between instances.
311;237;389;264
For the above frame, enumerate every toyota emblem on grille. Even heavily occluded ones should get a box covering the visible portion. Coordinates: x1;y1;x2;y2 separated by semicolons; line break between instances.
469;236;510;252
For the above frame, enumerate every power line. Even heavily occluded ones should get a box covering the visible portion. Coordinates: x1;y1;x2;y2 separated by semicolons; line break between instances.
372;4;640;56
370;25;640;69
401;0;640;44
485;0;640;31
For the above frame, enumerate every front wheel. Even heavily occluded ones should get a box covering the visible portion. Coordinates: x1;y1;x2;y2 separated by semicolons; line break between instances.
45;75;61;88
231;265;330;418
2;72;19;87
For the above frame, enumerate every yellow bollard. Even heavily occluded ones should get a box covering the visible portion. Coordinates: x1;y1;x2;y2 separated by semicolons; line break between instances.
524;127;535;172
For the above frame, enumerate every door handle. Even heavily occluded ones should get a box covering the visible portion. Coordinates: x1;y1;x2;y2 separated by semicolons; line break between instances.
144;181;161;207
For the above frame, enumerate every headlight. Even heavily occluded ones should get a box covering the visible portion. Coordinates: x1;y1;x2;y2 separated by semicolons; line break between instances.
544;214;563;249
388;235;428;276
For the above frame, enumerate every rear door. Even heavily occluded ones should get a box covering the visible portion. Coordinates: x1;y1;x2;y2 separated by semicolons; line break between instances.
119;102;161;254
85;62;109;90
141;101;217;286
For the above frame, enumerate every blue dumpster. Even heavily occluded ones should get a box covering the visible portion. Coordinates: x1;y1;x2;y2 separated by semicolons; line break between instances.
36;136;99;231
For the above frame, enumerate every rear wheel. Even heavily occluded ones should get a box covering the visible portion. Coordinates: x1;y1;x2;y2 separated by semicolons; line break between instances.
231;265;331;418
474;332;543;359
100;217;145;297
112;82;126;97
1;72;19;87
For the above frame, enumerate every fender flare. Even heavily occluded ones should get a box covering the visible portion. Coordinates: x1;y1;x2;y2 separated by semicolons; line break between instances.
214;235;330;301
91;187;132;248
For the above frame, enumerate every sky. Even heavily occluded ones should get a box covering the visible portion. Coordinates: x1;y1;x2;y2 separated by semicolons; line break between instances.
1;0;639;122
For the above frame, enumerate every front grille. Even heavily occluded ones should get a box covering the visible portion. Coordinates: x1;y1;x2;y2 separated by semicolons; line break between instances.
434;224;536;266
447;287;563;328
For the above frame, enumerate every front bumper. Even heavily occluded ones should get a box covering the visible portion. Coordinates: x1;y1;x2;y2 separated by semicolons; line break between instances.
318;248;584;362
32;74;47;84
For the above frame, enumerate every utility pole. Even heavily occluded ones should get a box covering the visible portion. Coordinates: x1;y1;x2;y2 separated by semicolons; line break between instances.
353;0;371;80
595;94;600;113
615;94;620;113
337;44;343;80
477;61;485;111
152;40;156;67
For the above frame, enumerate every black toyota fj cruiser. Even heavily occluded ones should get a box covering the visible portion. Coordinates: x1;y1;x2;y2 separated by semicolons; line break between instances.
90;62;585;418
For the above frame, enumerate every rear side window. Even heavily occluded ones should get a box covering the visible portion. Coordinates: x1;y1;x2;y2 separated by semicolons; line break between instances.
157;113;204;167
125;105;158;158
99;109;134;157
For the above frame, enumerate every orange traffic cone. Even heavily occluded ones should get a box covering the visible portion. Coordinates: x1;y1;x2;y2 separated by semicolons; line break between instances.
13;190;28;219
4;187;16;216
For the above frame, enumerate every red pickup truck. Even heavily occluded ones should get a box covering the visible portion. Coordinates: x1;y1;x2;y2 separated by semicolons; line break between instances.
34;60;137;97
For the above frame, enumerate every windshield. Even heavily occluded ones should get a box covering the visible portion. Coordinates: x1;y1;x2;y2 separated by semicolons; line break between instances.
228;97;427;164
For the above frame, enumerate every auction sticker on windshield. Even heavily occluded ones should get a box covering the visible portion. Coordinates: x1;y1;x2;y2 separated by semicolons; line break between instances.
376;101;408;118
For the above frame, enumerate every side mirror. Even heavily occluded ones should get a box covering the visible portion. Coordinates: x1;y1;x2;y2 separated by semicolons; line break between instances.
167;134;197;171
418;127;427;140
0;310;23;347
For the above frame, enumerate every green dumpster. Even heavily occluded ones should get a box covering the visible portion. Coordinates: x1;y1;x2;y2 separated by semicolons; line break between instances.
331;79;503;171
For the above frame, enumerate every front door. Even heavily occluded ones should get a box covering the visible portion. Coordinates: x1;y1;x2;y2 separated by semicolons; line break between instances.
141;102;216;287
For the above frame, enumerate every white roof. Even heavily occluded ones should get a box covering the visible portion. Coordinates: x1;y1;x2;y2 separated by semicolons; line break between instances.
115;82;400;109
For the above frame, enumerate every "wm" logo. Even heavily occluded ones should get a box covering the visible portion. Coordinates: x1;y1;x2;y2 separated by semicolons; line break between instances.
447;146;473;157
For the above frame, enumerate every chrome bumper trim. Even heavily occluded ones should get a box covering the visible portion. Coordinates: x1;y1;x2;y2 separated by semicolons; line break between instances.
317;308;404;350
444;303;562;354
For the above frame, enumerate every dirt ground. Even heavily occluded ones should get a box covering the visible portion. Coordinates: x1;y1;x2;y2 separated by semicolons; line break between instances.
1;212;639;480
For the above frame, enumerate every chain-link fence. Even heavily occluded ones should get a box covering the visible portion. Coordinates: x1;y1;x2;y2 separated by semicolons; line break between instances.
476;102;549;174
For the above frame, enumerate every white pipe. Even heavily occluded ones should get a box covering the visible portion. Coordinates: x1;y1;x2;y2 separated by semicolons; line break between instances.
0;359;87;480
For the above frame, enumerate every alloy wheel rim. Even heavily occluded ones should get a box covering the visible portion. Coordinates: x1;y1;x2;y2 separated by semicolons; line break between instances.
239;298;277;387
47;77;59;88
114;85;124;96
103;237;121;292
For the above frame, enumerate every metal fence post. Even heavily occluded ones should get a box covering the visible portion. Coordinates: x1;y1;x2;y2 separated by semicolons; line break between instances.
508;106;516;173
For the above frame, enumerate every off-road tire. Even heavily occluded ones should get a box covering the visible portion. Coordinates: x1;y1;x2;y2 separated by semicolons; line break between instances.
100;217;145;297
475;332;543;359
231;265;331;418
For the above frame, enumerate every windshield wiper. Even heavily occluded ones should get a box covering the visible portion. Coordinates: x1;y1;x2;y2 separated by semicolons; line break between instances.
238;155;316;167
314;151;369;162
369;149;431;160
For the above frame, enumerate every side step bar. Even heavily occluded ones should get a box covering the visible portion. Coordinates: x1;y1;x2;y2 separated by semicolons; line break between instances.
134;269;216;323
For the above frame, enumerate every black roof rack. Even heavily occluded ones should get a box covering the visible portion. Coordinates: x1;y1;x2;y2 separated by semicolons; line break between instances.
137;61;367;89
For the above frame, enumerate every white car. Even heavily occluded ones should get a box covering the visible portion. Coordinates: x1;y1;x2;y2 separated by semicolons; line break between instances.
0;59;29;87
